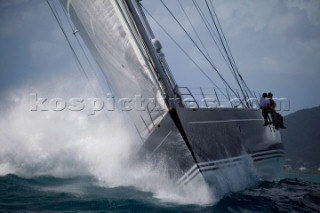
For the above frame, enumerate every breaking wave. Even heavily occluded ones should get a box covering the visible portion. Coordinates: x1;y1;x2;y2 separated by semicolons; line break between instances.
0;83;215;205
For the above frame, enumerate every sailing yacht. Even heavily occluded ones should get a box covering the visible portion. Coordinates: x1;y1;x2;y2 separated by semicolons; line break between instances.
59;0;284;188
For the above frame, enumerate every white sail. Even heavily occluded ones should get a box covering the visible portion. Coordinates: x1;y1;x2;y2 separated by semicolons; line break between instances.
61;0;168;140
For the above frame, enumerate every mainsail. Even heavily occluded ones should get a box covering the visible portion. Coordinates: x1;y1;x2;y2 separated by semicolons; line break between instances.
61;0;173;141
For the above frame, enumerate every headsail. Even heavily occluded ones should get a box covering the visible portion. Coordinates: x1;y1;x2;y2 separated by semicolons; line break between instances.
60;0;171;141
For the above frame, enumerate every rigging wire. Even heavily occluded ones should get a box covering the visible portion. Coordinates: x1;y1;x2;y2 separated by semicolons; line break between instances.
46;0;91;85
208;1;245;90
192;0;248;106
58;2;94;70
159;0;240;99
203;0;245;99
153;0;255;107
57;1;113;94
192;0;235;78
141;5;225;96
177;0;213;65
208;0;254;102
47;0;115;101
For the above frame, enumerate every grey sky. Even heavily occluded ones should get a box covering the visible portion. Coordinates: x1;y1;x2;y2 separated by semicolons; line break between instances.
142;0;320;114
0;0;320;115
0;0;99;108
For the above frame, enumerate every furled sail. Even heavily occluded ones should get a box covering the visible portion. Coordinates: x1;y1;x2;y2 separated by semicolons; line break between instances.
61;0;169;141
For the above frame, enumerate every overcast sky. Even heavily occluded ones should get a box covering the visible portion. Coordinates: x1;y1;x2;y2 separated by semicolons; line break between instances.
143;0;320;114
0;0;320;115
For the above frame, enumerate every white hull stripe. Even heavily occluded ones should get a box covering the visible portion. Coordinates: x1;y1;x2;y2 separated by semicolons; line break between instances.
189;118;263;125
253;153;284;162
177;149;284;185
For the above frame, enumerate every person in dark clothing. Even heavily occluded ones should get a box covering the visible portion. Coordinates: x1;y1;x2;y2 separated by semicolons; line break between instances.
260;93;270;126
267;92;286;129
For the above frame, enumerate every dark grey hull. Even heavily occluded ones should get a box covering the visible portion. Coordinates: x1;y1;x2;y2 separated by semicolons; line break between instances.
139;108;284;186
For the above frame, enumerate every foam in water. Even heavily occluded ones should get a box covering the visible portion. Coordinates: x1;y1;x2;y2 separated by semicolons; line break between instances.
209;154;259;200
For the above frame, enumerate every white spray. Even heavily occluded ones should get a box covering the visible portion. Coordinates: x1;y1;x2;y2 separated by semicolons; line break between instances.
0;82;216;205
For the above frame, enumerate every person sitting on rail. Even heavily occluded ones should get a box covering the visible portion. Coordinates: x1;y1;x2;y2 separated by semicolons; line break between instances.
260;92;270;126
267;92;286;129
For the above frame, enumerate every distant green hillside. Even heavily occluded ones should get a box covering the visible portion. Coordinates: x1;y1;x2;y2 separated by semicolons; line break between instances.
281;106;320;169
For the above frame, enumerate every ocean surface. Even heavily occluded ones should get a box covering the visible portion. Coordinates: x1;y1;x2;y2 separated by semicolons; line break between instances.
1;173;319;212
1;98;319;212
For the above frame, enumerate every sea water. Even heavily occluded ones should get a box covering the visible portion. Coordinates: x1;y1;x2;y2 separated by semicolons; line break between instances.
1;89;320;212
1;173;320;212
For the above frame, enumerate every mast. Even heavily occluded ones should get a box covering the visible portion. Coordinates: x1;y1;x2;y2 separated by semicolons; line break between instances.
125;0;179;108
